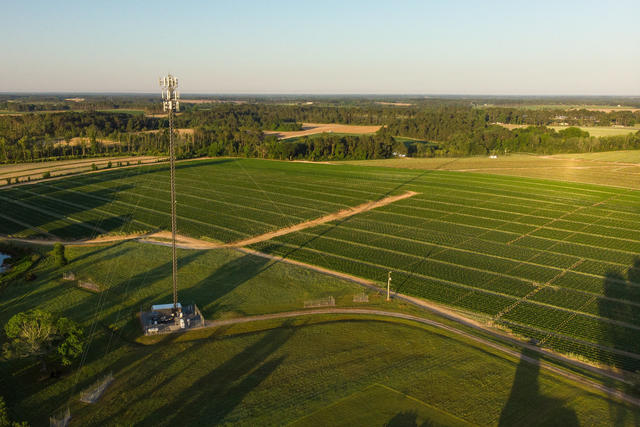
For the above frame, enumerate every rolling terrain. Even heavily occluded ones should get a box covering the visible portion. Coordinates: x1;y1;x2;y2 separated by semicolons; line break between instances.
2;158;640;371
0;242;636;425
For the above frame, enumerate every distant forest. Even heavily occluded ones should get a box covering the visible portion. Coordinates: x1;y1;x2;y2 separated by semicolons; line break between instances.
1;99;640;163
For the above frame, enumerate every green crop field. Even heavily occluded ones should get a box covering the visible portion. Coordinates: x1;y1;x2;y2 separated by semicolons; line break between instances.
3;158;640;370
0;242;635;425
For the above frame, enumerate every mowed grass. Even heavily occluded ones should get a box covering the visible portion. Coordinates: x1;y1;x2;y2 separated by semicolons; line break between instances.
0;242;637;425
4;158;640;368
342;153;640;190
552;150;640;163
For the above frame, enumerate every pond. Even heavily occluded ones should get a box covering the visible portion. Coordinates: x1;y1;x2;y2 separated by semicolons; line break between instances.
0;252;10;273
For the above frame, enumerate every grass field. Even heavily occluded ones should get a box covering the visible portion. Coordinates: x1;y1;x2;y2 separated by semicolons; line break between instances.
0;156;163;184
0;242;637;425
549;126;638;137
343;153;640;190
496;123;639;137
3;158;640;371
552;150;640;163
481;104;640;112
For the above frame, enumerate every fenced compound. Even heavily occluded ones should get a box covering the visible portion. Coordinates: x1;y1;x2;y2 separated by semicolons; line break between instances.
62;271;76;281
79;372;114;404
353;292;369;303
50;408;71;427
78;279;101;293
304;296;335;308
141;303;204;335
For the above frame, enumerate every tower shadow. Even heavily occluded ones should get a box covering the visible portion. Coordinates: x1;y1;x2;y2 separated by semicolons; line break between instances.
598;257;640;425
498;345;578;426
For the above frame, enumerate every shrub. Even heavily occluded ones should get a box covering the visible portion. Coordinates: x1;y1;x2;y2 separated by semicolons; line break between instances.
43;171;51;179
52;243;67;267
91;163;97;171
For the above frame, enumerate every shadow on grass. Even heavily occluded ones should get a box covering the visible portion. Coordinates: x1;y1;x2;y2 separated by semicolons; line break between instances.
182;252;272;318
598;257;640;425
498;346;578;426
139;321;295;425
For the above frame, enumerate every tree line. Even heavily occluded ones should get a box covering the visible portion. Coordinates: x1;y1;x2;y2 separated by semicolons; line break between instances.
1;104;640;163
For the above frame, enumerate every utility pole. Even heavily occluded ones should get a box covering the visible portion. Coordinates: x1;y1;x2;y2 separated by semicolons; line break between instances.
387;271;392;301
160;74;180;316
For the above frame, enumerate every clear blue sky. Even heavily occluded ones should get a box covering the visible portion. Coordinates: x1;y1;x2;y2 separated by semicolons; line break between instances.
2;0;639;94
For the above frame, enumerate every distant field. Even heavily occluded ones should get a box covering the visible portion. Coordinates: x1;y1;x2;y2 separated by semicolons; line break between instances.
4;158;640;370
483;104;640;112
0;156;163;184
263;123;381;139
496;123;639;137
343;153;640;189
549;125;638;137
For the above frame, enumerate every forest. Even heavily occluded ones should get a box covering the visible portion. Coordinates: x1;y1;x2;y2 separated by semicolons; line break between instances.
1;100;639;163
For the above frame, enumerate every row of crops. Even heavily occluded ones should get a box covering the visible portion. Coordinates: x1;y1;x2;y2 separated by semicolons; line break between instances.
3;158;640;368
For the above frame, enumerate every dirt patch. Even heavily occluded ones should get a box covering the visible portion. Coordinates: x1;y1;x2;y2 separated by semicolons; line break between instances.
138;128;194;137
54;137;119;147
264;122;382;140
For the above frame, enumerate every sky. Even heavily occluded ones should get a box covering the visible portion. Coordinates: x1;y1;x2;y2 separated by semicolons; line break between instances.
2;0;639;95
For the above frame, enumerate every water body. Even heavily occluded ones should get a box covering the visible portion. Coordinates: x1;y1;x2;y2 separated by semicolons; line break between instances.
0;253;10;273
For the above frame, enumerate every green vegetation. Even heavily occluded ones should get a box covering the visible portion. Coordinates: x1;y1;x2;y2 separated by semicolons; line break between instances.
3;159;640;371
3;310;83;371
550;125;638;138
291;384;472;426
51;244;67;267
2;97;640;164
0;241;637;425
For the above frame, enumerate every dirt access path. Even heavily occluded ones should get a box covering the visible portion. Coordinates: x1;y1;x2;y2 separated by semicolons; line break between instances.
229;191;417;247
1;191;417;250
192;308;640;408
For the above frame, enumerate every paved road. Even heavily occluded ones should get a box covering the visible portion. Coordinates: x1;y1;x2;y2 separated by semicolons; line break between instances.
202;307;640;408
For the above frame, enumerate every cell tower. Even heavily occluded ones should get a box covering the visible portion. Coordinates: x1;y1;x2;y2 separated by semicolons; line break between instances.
160;74;181;315
140;75;203;335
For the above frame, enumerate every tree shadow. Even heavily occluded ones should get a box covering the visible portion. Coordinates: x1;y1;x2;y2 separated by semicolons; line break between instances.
498;345;578;426
387;411;423;427
140;321;295;425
